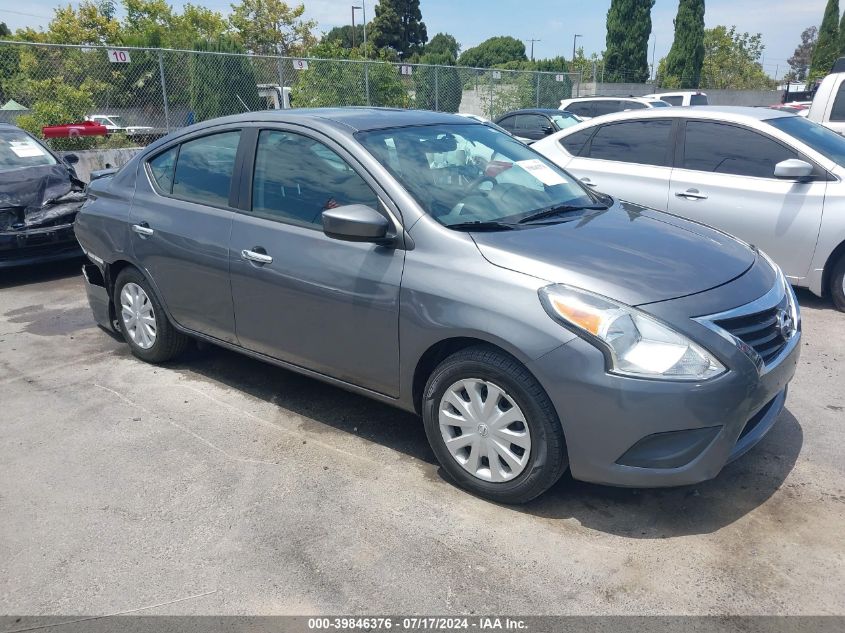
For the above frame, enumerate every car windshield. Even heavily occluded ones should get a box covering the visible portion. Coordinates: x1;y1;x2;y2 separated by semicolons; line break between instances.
551;114;580;129
356;123;595;227
0;130;57;171
765;115;845;165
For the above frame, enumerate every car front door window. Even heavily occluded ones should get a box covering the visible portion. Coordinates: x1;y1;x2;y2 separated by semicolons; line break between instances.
682;121;798;178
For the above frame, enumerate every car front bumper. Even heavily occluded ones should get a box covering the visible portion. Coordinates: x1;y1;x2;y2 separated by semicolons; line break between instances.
527;294;801;488
0;223;82;268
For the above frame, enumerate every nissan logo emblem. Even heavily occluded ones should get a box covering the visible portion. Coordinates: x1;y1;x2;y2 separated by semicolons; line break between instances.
776;309;795;340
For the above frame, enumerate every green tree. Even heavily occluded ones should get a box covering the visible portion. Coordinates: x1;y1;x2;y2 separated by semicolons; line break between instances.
701;25;772;89
426;33;460;60
839;9;845;55
323;24;365;49
413;52;461;112
458;36;526;68
370;0;427;58
808;0;839;81
292;41;407;107
662;0;705;88
788;26;817;82
229;0;316;55
190;36;261;122
0;22;11;37
604;0;655;82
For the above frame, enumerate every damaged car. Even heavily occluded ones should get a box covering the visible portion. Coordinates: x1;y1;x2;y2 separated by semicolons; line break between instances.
0;123;86;267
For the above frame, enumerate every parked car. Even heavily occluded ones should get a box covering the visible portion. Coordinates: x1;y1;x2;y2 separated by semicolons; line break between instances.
643;91;709;106
76;108;800;503
0;123;85;267
558;96;670;120
532;106;845;311
805;68;845;134
493;109;581;143
455;112;513;136
85;114;154;137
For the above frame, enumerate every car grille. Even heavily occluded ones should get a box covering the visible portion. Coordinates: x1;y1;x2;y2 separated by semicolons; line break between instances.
713;295;791;366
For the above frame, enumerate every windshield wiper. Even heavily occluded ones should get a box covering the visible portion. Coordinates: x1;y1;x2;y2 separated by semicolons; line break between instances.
517;204;609;224
447;220;516;231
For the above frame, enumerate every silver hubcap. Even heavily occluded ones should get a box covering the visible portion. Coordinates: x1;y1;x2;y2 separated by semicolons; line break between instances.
438;378;531;483
120;282;157;350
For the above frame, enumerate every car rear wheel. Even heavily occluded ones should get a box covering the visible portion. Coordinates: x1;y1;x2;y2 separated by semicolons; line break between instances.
831;255;845;312
113;267;189;363
421;345;568;504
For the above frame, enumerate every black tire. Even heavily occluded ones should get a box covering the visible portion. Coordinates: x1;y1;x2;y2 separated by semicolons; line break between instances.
421;345;568;504
113;267;189;363
831;255;845;312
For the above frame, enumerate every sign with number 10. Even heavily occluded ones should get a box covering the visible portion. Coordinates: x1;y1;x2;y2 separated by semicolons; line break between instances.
107;49;131;63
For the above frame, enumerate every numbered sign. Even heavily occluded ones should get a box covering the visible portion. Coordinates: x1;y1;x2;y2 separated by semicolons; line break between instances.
107;49;131;63
491;71;501;79
400;65;413;76
293;59;309;70
555;74;565;82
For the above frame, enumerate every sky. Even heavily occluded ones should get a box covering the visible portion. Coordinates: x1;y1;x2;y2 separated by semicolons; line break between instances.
0;0;832;79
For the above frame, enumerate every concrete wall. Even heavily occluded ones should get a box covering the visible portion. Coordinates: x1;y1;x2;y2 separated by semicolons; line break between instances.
59;148;142;183
578;83;781;107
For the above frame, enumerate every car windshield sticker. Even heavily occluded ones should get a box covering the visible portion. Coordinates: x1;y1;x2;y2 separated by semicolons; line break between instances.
9;139;48;158
515;159;568;186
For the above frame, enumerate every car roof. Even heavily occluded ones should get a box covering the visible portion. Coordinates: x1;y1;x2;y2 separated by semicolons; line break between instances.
181;107;475;134
498;108;574;116
564;96;656;102
560;105;792;124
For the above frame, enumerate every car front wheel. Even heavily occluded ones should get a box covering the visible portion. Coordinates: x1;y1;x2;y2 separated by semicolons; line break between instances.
422;345;568;504
113;267;189;363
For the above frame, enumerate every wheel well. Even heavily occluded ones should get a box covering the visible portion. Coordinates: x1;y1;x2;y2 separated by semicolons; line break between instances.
821;241;845;297
412;337;512;415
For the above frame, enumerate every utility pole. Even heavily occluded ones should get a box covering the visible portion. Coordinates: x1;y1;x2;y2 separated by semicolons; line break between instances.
650;33;657;81
571;34;582;66
525;38;541;62
351;6;357;48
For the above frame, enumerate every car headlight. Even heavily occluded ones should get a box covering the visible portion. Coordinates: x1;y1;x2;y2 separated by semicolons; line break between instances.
539;284;726;381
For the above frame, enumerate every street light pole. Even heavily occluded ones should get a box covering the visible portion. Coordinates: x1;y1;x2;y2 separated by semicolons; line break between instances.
572;34;582;63
650;33;657;81
351;6;357;48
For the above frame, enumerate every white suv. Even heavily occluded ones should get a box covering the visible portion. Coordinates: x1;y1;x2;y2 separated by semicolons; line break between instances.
558;96;670;120
643;91;709;106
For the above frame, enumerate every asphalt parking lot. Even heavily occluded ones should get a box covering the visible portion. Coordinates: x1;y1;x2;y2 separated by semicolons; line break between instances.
1;259;843;616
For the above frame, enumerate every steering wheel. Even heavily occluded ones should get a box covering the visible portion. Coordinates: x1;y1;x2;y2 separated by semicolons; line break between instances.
464;175;497;194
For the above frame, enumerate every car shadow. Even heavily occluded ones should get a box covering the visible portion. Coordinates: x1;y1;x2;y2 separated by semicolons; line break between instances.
170;342;802;538
795;288;836;311
0;257;85;290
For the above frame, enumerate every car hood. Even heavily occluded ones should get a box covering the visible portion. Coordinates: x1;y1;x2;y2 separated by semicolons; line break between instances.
0;164;85;231
471;201;756;306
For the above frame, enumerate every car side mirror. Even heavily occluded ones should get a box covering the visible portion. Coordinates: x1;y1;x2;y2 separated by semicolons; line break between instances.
322;204;391;244
774;159;813;180
63;153;80;165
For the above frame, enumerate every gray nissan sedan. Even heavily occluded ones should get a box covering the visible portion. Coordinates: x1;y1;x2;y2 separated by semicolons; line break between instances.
75;108;801;503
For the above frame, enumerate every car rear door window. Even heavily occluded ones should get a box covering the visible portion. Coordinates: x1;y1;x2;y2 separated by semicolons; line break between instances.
829;82;845;121
587;120;673;166
682;121;798;178
148;146;178;193
171;131;241;206
559;127;595;156
250;130;380;228
592;100;621;116
662;96;683;106
567;102;594;118
689;94;708;105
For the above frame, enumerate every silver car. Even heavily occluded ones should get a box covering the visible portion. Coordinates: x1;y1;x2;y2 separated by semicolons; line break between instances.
532;106;845;311
75;109;800;503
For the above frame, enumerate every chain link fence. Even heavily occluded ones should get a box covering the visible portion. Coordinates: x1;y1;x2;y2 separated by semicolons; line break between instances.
0;41;581;150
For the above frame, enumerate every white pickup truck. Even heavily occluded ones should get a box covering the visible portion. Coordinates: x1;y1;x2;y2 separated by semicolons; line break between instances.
806;64;845;134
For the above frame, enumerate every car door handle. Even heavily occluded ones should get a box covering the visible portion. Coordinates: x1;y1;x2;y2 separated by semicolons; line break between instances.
131;223;154;237
241;249;273;265
675;189;708;200
580;177;598;188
